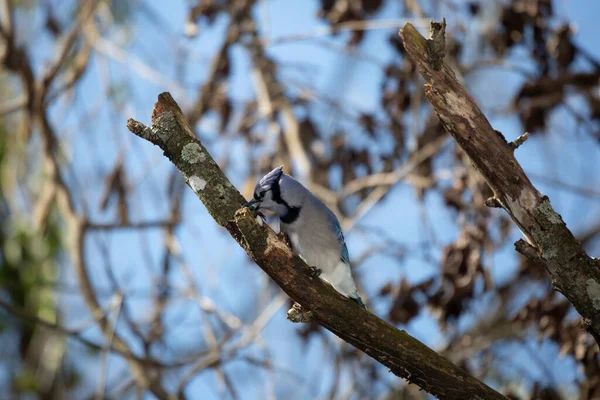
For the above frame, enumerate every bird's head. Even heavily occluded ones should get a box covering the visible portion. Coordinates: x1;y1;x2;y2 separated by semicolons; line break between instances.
244;166;303;222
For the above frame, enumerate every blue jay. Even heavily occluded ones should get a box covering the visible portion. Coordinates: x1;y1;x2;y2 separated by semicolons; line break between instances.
245;166;366;308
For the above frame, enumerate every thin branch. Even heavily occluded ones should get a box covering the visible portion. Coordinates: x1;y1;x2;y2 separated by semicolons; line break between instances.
509;131;529;150
86;219;181;230
247;31;313;181
186;19;236;127
266;18;431;46
0;95;26;116
341;135;450;197
529;172;600;198
40;0;99;91
45;41;93;103
175;293;286;395
96;294;124;400
338;135;449;232
0;0;13;39
83;23;186;98
0;297;164;368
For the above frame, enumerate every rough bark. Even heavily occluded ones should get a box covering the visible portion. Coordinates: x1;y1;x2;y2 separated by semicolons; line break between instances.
400;20;600;345
127;93;507;400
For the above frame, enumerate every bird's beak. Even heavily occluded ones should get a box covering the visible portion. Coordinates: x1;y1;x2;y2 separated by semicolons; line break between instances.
244;198;260;210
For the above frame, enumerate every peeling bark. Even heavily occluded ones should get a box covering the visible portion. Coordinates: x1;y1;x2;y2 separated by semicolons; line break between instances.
400;22;600;346
127;93;507;400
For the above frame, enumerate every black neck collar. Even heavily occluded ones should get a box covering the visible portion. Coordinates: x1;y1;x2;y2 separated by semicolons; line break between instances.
271;181;301;224
281;206;301;224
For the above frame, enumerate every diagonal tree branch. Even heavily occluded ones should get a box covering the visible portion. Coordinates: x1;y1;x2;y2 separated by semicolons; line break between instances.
127;92;507;400
399;20;600;346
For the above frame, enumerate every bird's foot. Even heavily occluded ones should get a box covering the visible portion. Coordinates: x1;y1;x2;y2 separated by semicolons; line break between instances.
253;209;266;220
308;266;322;279
278;231;292;248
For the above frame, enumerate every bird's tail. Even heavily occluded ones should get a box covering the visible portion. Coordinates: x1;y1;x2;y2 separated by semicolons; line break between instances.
350;294;367;309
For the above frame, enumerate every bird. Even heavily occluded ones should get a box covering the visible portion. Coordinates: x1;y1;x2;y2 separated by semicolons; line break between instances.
244;166;366;308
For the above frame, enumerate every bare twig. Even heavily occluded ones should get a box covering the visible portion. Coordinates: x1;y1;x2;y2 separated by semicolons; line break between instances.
266;18;431;46
529;172;600;198
96;294;124;400
0;95;26;116
0;297;164;368
247;34;313;180
84;23;185;98
86;219;181;230
40;0;99;92
0;0;14;39
509;132;529;150
186;19;237;126
341;135;449;197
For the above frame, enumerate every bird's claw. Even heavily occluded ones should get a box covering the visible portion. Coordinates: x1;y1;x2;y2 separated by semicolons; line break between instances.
278;232;292;248
247;208;266;222
308;266;322;279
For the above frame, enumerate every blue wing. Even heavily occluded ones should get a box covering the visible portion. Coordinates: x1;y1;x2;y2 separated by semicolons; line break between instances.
340;241;350;264
326;209;350;264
